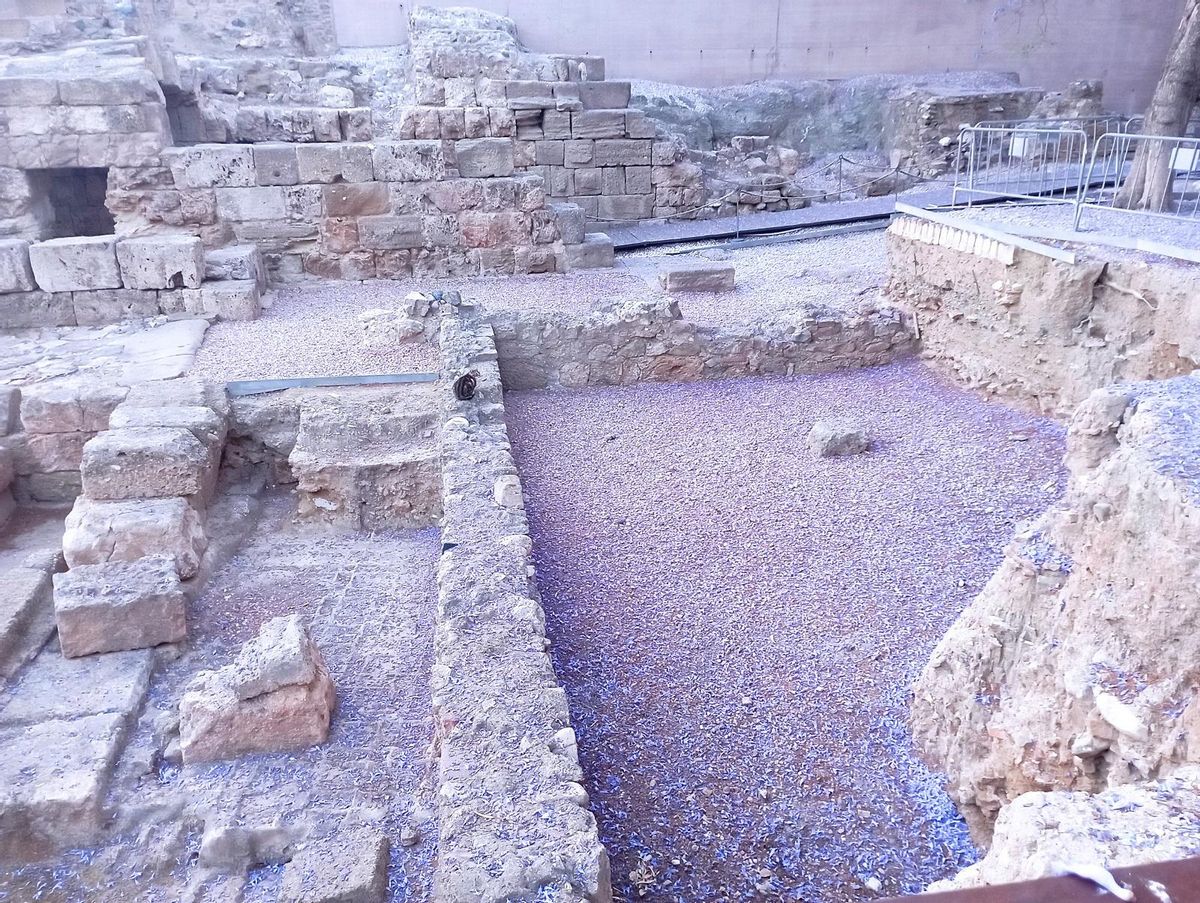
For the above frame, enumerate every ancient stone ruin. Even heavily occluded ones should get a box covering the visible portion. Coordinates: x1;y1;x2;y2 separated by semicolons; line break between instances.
1;1;1199;901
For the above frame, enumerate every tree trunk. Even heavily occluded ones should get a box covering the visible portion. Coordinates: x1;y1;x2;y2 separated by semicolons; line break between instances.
1116;0;1200;211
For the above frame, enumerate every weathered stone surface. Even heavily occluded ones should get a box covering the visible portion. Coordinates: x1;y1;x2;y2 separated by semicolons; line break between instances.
108;403;227;446
63;496;208;579
14;431;96;474
0;712;128;862
29;237;122;292
20;381;127;434
0;291;76;328
559;233;614;271
912;377;1200;838
931;768;1200;890
198;822;297;871
278;828;389;903
200;280;261;321
81;427;213;501
164;146;255;189
116;236;204;290
0;239;35;293
54;555;186;657
806;418;869;457
455;138;514;178
178;615;335;763
370;142;445;182
73;289;161;325
357;215;424;251
204;245;266;289
0;562;54;680
659;264;735;293
0;647;153;726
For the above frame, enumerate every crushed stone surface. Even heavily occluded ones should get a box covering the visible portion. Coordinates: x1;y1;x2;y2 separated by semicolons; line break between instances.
0;491;440;902
506;360;1067;903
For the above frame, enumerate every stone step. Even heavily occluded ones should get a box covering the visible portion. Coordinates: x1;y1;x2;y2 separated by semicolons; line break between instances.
288;386;442;530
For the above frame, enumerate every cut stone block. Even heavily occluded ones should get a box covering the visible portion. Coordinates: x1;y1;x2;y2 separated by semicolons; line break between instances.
0;564;54;680
572;110;626;139
179;615;335;764
548;202;586;245
73;288;160;325
81;426;214;502
659;264;736;293
0;647;152;726
124;378;230;418
0;712;127;862
20;381;128;434
14;430;96;474
560;233;615;271
0;389;17;438
204;245;265;290
116;236;204;290
279;828;389;903
109;403;227;446
200;280;261;321
578;81;632;110
53;555;186;657
252;144;300;186
28;237;122;292
0;239;35;293
370;142;445;182
63;496;208;579
163;145;255;189
455;138;514;178
0;290;76;327
289;392;441;530
358;215;424;251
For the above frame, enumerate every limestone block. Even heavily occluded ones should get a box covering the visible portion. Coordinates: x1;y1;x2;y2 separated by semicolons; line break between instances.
593;139;652;167
20;381;127;434
455;138;514;178
278;829;389;903
324;183;389;217
559;233;614;271
0;713;127;861
178;615;335;763
58;69;161;105
116;236;204;290
109;403;227;445
659;264;736;293
53;555;186;657
163;146;255;189
625;110;658;139
29;237;121;292
573;168;601;195
0;647;152;727
204;245;265;289
0;76;59;106
253;144;300;186
15;431;95;474
0;239;35;293
358;215;425;251
0;388;18;437
63;496;208;579
73;289;161;326
597;194;653;222
505;80;554;110
370;142;445;182
19;471;82;504
572;110;626;139
564;139;594;168
0;564;53;681
578;81;632;110
201;280;261;321
807;419;869;457
625;166;653;195
81;427;214;501
339;108;372;142
0;290;75;328
214;187;286;221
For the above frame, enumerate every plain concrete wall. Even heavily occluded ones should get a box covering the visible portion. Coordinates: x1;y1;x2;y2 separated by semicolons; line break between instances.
331;0;1184;114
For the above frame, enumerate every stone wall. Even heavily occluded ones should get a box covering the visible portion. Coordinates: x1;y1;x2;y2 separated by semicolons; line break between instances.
433;305;610;902
911;375;1200;838
491;296;915;390
886;215;1200;416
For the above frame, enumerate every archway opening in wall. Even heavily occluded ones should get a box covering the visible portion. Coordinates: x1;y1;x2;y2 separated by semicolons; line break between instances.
27;167;115;238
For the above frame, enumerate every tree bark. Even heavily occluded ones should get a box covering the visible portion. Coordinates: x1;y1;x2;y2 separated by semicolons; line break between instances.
1116;0;1200;211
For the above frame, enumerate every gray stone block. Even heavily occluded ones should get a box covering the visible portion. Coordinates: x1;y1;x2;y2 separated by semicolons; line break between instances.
73;289;161;326
278;829;389;903
81;427;214;501
53;555;186;657
578;81;632;110
370;142;445;182
214;187;287;221
163;146;255;189
204;245;265;289
63;495;208;579
455;138;515;178
593;139;653;167
253;144;300;186
116;236;204;290
358;215;425;250
659;264;736;293
0;239;35;293
598;194;654;222
200;280;261;321
571;110;626;139
29;237;121;292
548;202;586;245
559;233;615;271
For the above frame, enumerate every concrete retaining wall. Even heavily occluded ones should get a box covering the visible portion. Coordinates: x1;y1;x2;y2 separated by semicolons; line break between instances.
332;0;1183;113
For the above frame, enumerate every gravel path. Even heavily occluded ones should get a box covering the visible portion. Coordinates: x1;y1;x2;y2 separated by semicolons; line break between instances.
506;360;1066;902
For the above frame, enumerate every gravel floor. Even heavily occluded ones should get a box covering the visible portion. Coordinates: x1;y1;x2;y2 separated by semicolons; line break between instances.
506;360;1067;903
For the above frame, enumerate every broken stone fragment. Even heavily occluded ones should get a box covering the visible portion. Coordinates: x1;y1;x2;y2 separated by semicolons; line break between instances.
356;308;424;350
806;418;869;457
178;615;335;764
278;827;389;903
198;821;297;872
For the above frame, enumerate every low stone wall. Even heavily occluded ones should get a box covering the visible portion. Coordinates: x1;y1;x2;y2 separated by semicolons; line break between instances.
911;375;1200;839
432;306;610;902
886;214;1200;416
491;297;915;390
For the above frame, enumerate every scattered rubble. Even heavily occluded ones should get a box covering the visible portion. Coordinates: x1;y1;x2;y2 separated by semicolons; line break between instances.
807;417;870;457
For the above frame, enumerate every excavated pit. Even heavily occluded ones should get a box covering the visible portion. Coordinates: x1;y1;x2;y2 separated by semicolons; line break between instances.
506;359;1067;902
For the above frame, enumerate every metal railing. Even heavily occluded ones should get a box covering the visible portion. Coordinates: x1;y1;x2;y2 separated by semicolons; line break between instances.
975;114;1135;137
952;125;1089;207
1074;131;1200;228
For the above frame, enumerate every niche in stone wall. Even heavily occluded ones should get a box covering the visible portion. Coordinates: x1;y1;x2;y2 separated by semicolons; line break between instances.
27;168;116;238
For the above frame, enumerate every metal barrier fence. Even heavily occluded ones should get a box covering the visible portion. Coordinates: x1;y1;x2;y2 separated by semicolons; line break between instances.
976;115;1135;137
1075;131;1200;227
952;126;1089;207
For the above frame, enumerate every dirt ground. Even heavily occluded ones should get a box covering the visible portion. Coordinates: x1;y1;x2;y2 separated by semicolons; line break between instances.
506;359;1067;903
